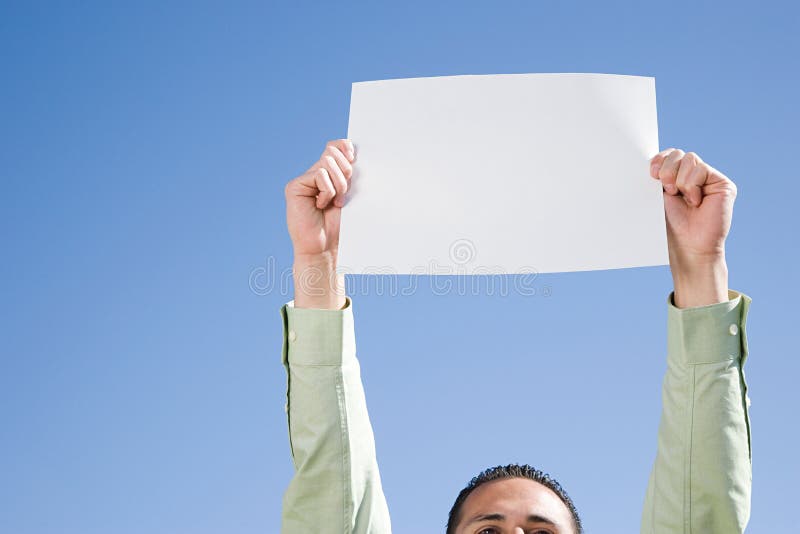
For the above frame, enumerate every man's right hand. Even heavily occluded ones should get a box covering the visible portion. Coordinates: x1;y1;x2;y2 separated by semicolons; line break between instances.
284;139;355;310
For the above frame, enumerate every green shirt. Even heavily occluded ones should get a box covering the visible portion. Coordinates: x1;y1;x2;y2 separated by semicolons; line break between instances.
279;290;752;533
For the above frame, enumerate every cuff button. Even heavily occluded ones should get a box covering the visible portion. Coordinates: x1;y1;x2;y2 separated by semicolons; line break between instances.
288;330;297;342
728;323;739;336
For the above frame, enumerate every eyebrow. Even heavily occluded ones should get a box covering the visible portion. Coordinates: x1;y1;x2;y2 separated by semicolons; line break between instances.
466;513;557;525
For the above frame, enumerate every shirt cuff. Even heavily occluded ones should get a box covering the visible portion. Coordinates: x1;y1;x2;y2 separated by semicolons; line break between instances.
279;296;355;366
666;289;752;365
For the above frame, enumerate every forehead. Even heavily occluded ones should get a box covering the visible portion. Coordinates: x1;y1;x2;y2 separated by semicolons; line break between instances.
460;477;573;526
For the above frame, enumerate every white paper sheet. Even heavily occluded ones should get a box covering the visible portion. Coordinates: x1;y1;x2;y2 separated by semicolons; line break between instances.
340;73;668;275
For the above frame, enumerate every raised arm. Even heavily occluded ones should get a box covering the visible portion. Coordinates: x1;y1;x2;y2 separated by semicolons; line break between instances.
641;149;752;533
280;139;391;533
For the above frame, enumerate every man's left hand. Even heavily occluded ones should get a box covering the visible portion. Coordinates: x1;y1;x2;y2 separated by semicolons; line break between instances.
649;148;738;308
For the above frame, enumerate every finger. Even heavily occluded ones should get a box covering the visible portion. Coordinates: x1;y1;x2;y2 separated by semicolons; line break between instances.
650;148;676;178
320;154;349;207
704;165;737;199
323;144;353;181
708;164;733;187
312;167;336;209
304;139;356;176
676;152;703;206
326;138;355;163
658;149;685;195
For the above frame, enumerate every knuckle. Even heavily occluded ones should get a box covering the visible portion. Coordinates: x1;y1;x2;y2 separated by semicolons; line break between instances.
315;168;331;186
326;139;345;152
661;166;677;180
667;149;684;163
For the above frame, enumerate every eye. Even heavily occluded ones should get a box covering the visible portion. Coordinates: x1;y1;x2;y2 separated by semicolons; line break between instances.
477;529;499;534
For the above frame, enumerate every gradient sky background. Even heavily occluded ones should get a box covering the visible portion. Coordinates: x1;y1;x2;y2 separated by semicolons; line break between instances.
2;1;798;532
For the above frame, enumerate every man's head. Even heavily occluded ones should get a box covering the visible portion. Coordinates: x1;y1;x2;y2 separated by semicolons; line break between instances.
446;464;582;534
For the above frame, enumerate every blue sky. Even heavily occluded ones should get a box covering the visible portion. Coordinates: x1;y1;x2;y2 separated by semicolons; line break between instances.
1;1;797;532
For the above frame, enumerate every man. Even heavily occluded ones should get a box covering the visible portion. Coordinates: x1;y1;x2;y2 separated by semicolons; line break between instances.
279;139;752;533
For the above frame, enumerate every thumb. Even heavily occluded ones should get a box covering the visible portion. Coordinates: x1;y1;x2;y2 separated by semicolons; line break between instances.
287;168;337;210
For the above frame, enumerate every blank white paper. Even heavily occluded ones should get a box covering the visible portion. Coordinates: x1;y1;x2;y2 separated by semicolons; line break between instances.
340;73;668;275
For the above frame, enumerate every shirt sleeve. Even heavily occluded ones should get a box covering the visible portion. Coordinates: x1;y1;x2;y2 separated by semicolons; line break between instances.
279;296;392;534
641;289;753;533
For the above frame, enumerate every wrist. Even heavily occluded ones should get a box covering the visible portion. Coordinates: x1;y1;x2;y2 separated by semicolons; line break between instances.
671;255;729;308
292;252;346;310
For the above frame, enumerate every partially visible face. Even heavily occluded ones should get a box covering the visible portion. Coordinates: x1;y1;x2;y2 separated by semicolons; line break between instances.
454;477;576;534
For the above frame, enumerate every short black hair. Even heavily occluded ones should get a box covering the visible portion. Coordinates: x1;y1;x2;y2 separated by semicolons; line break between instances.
446;463;582;534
